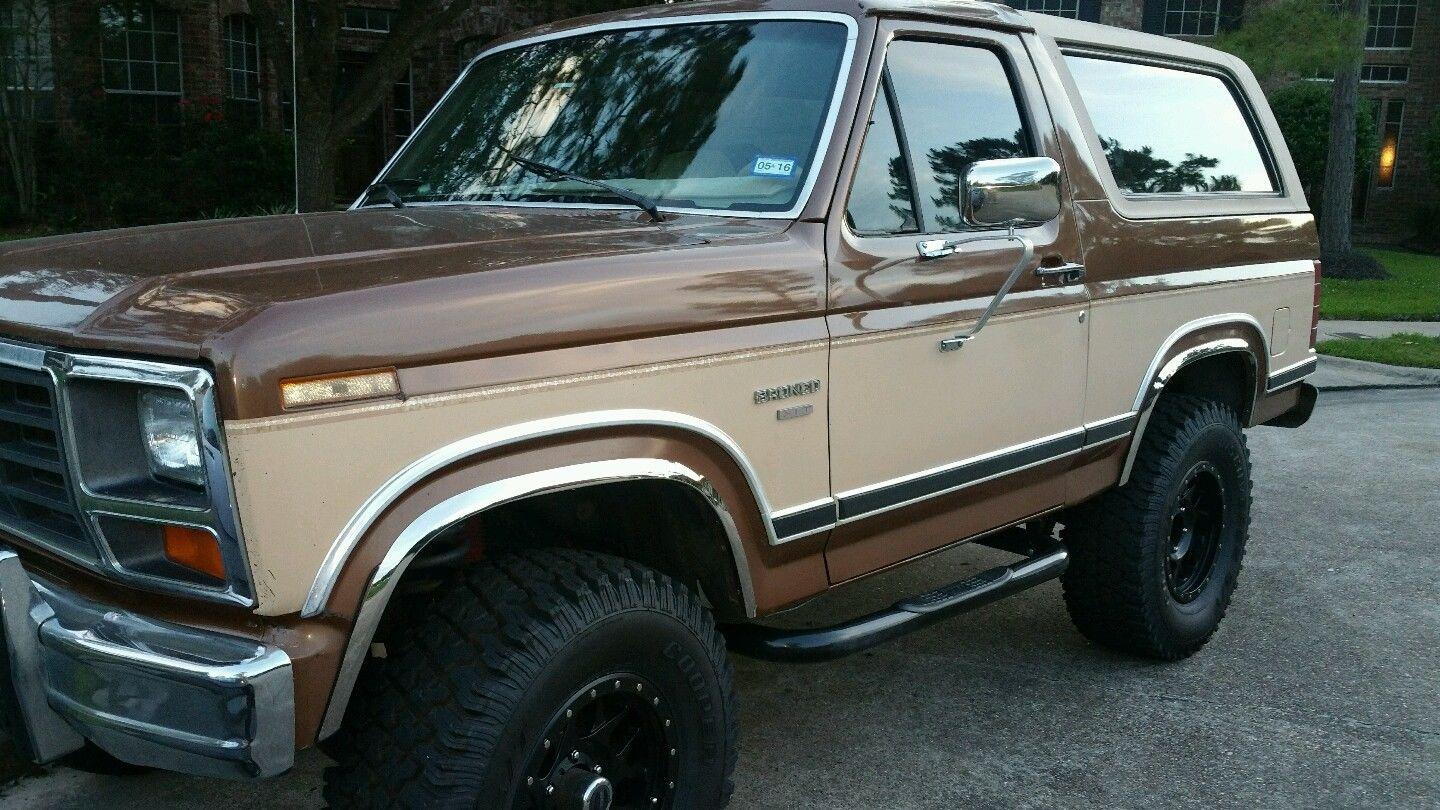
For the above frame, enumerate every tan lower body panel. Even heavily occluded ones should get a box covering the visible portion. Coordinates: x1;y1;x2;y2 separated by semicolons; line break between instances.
225;328;831;615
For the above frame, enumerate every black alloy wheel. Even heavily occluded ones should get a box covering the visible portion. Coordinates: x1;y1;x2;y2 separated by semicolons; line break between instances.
1164;462;1226;604
518;674;680;810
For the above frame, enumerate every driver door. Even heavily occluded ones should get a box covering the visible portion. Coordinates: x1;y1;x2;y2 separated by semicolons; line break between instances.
823;24;1090;581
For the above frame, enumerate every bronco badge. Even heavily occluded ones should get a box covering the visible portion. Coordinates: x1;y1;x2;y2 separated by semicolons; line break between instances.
754;379;822;404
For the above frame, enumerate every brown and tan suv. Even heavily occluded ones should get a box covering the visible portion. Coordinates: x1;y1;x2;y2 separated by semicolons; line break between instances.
0;1;1320;805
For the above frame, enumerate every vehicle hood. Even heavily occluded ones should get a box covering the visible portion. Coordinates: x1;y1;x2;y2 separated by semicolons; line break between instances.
0;206;813;417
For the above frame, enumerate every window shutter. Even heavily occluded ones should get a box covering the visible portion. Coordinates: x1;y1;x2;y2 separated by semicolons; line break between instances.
1219;0;1245;32
1079;0;1101;22
1142;0;1166;33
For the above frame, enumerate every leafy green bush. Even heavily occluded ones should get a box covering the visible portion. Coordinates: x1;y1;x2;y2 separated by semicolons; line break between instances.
1269;81;1377;202
34;95;294;230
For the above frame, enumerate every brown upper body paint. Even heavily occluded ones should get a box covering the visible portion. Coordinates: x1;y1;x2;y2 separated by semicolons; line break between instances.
0;0;1319;750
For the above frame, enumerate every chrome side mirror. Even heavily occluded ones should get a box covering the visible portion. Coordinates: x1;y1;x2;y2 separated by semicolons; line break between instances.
960;157;1062;229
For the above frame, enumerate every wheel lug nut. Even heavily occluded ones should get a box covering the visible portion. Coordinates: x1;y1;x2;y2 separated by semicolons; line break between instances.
543;739;551;749
546;785;555;795
669;748;676;756
526;777;534;786
594;765;602;773
652;697;659;706
566;709;573;718
614;680;621;689
572;750;581;759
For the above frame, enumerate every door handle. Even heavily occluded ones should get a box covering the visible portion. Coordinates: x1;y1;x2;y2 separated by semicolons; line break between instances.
1035;262;1085;285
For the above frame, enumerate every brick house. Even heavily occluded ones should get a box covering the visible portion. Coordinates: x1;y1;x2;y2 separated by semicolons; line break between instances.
5;0;1437;239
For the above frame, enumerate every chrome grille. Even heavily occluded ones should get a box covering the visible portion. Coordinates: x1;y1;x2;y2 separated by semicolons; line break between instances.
0;364;96;562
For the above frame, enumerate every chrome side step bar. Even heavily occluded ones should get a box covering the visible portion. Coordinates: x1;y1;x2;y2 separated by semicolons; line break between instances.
724;541;1068;663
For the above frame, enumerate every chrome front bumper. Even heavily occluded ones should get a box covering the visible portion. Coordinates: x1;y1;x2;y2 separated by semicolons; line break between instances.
0;547;294;778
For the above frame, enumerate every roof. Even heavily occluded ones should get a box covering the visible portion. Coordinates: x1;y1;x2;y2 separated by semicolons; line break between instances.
490;0;1242;72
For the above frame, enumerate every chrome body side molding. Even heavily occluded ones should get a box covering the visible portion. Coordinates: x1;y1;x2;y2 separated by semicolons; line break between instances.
316;457;753;740
301;409;806;619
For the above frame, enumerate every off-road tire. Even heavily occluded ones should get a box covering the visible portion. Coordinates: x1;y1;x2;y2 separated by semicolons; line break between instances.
1061;393;1252;660
322;548;738;808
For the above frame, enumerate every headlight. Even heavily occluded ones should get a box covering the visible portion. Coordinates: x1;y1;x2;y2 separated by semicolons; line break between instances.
138;388;205;487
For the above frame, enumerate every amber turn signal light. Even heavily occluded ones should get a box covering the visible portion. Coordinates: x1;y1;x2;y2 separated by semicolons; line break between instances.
280;367;401;410
164;525;226;580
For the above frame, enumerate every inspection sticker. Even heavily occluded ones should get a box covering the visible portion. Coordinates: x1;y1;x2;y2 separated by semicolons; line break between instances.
752;156;798;177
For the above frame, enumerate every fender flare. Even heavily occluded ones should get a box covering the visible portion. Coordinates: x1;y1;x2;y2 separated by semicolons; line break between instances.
1119;315;1267;485
316;456;751;740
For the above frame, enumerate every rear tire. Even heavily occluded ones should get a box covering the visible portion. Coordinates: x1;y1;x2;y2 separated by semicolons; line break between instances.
322;548;738;808
1061;393;1252;660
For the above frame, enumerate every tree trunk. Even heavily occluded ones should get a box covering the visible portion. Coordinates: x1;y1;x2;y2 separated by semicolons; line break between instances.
1319;0;1367;256
296;120;339;212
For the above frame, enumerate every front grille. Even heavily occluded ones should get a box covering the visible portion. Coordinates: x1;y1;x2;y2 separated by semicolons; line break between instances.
0;364;96;563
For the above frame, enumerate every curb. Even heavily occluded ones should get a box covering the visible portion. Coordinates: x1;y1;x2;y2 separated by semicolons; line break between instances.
1313;354;1440;391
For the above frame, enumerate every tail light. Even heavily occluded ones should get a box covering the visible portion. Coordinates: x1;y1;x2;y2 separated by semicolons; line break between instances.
1310;259;1322;348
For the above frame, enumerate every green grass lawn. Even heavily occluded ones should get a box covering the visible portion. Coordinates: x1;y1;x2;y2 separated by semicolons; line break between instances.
1317;333;1440;369
1320;249;1440;321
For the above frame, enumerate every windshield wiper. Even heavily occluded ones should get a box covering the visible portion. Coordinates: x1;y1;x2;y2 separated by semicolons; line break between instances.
359;178;422;209
504;151;664;223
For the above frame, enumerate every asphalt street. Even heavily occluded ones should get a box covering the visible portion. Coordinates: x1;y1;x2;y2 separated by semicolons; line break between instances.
3;387;1437;808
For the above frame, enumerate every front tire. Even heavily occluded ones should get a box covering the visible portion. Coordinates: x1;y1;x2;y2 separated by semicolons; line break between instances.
323;549;738;808
1061;393;1252;660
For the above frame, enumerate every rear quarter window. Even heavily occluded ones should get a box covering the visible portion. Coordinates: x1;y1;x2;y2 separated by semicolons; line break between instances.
1064;55;1275;195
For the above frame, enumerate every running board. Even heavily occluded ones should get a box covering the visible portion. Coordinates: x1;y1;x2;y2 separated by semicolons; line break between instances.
723;543;1068;663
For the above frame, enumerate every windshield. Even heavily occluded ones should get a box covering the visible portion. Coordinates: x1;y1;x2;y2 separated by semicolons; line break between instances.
377;19;851;214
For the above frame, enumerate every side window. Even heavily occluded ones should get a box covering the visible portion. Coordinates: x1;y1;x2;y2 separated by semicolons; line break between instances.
845;84;919;235
845;40;1033;236
1065;55;1276;194
886;41;1031;233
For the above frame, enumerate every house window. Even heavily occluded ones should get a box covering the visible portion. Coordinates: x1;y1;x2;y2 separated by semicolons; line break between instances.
1376;99;1403;188
1366;0;1416;49
2;0;54;95
223;14;260;120
1005;0;1100;21
99;3;182;124
1162;0;1222;36
342;7;393;33
392;63;413;149
1360;64;1408;84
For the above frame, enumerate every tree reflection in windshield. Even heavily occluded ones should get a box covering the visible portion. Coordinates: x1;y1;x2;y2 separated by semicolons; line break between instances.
384;20;849;213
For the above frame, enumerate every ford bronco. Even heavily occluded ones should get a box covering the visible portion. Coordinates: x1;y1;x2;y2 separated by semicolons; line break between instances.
0;1;1320;806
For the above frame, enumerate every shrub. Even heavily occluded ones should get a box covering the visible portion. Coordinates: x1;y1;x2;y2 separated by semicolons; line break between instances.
34;95;294;230
1269;81;1378;203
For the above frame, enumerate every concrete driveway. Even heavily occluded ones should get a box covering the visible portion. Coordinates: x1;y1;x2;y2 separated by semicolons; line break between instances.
3;387;1437;808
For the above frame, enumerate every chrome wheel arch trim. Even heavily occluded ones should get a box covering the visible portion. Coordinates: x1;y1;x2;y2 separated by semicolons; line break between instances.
1120;337;1256;485
1130;313;1268;414
316;457;754;740
301;409;785;619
